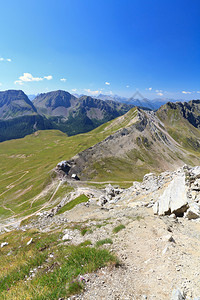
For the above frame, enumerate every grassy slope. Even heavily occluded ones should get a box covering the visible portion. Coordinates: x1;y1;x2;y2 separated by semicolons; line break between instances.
0;228;117;299
0;106;200;221
156;105;200;153
0;108;138;220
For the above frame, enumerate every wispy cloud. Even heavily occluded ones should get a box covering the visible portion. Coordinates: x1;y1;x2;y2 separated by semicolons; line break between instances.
60;78;67;82
14;73;53;85
105;82;110;85
0;83;2;86
148;87;152;91
197;91;200;94
126;85;130;88
71;88;77;92
182;91;192;94
84;89;100;96
0;57;11;62
157;92;163;96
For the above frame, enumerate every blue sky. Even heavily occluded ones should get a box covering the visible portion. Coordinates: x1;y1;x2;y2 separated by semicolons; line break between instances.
0;0;200;100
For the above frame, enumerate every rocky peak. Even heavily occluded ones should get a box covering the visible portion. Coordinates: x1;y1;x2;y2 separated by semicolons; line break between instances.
0;90;37;119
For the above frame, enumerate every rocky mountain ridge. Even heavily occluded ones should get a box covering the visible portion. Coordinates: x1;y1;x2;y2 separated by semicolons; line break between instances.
55;107;200;182
0;89;133;141
0;90;37;119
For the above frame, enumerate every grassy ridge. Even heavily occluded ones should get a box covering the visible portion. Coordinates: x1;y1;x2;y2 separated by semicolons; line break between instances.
0;109;138;220
1;105;200;221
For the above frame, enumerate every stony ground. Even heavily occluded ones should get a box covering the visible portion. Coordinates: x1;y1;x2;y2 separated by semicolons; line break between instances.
62;204;200;300
2;166;200;299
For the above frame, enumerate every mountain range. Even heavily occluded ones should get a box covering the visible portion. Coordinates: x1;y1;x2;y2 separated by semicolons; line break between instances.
1;94;200;299
0;90;133;142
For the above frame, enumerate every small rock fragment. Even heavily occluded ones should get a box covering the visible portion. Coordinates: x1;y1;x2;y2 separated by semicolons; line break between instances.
27;238;33;246
171;289;185;300
1;242;8;248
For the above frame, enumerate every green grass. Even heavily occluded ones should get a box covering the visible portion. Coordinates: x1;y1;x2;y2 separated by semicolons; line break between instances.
0;110;139;221
0;228;118;299
112;224;125;234
80;226;93;236
96;238;113;247
79;240;92;247
57;194;89;215
1;105;200;222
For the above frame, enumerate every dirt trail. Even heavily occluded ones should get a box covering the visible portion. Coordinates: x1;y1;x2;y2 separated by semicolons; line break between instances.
0;171;29;197
0;181;62;230
71;208;200;300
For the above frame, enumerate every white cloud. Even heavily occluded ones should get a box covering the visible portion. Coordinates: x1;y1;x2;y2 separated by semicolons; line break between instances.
0;57;11;62
157;92;163;96
19;73;43;82
0;83;2;86
71;88;77;92
105;82;110;85
84;89;100;96
60;78;67;82
197;91;200;94
14;80;24;85
126;85;130;88
14;73;53;85
44;75;53;80
182;91;192;94
148;87;152;91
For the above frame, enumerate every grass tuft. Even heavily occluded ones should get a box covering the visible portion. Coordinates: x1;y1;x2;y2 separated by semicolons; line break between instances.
57;194;89;215
112;224;125;234
96;238;113;247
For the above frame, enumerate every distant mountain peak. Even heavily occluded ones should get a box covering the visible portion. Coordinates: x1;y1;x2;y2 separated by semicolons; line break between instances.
0;89;37;119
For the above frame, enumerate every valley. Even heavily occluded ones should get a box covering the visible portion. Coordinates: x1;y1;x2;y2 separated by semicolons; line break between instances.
0;96;200;299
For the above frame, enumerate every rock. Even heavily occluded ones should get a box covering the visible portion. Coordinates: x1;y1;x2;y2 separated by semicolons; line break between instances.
62;233;72;241
184;202;200;220
105;184;115;198
162;234;175;243
162;245;169;255
153;172;188;216
57;160;70;173
171;289;185;300
190;166;200;178
27;238;33;245
1;242;8;248
169;213;176;219
153;202;159;215
142;173;160;192
71;174;79;180
98;195;108;206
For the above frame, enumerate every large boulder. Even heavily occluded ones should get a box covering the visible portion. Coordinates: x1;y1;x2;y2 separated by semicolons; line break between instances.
153;172;188;216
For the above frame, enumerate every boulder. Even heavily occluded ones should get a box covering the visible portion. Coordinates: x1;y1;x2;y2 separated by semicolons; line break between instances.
190;166;200;178
184;202;200;220
105;184;115;197
153;173;188;216
98;195;108;206
170;289;185;300
62;233;72;241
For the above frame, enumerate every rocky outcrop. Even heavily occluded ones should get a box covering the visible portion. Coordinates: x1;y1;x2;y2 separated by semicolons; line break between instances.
152;165;200;219
153;172;188;216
